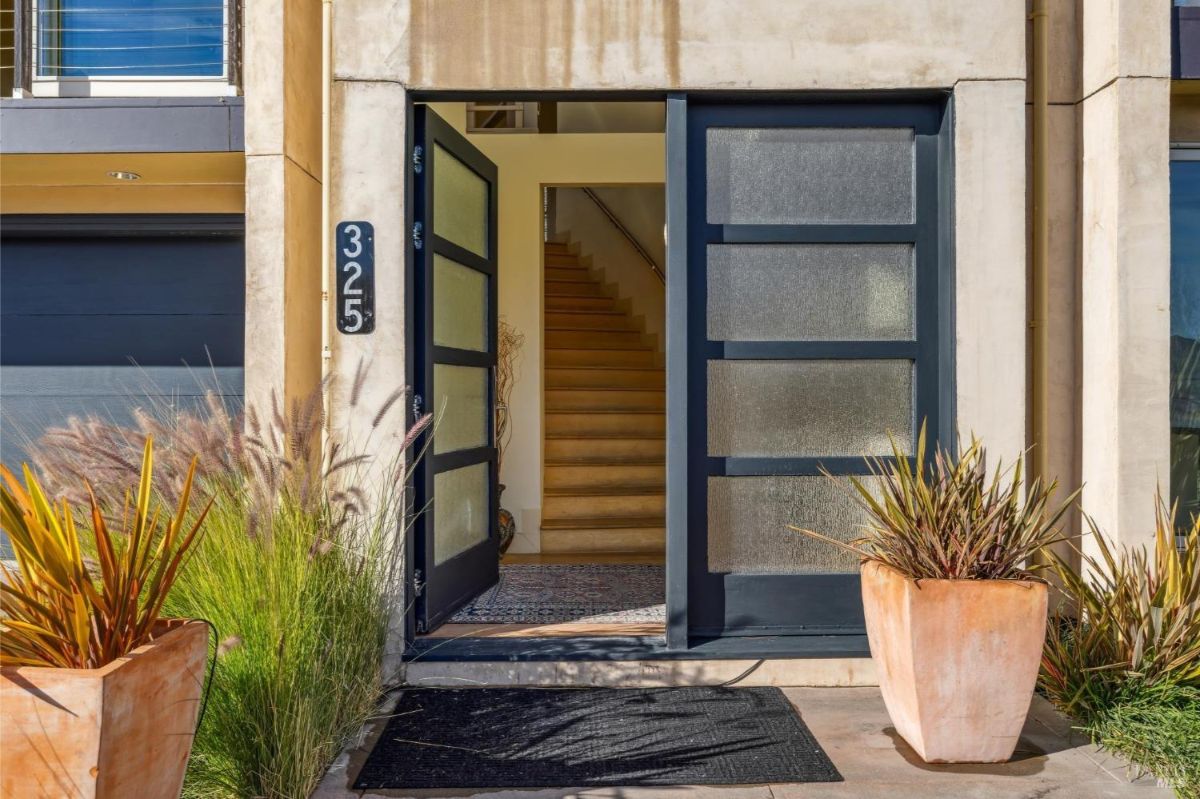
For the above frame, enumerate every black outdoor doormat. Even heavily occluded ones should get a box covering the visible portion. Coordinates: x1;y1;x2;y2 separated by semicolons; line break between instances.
353;687;842;789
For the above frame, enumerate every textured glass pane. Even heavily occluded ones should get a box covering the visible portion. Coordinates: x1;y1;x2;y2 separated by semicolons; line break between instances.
707;244;914;341
434;255;487;351
706;128;914;224
707;476;878;574
433;365;489;455
434;462;490;565
708;360;913;457
434;144;489;257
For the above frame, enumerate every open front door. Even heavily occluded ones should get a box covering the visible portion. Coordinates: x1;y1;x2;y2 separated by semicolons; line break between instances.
412;106;500;633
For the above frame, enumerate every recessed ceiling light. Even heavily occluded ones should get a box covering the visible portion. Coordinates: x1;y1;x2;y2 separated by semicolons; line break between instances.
107;170;141;181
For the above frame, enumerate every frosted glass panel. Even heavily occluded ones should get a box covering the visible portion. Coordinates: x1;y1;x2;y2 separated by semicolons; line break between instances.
433;365;488;455
434;255;487;351
707;476;877;574
708;360;913;457
706;128;914;224
434;144;489;256
707;244;914;341
434;462;490;565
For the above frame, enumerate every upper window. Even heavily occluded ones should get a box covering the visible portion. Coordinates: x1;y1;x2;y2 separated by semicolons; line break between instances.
1171;147;1200;541
29;0;236;94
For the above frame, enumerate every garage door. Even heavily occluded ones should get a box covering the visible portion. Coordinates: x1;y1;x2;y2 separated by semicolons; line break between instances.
0;217;245;470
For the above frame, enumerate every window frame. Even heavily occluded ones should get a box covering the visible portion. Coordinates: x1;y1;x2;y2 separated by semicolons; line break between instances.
1170;142;1200;547
28;0;239;97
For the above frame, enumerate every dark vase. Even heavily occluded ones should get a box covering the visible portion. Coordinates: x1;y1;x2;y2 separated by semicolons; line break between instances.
498;483;516;556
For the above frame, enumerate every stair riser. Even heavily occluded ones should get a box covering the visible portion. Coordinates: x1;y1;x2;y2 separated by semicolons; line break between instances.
546;413;666;437
546;330;647;349
544;253;582;267
546;348;659;368
545;280;606;297
546;368;664;389
541;528;666;555
544;312;636;331
545;464;665;490
543;493;666;520
546;389;665;411
545;266;590;282
545;438;666;462
545;295;619;312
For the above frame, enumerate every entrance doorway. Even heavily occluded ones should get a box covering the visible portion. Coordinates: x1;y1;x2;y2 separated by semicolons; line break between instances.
409;102;669;641
406;95;953;657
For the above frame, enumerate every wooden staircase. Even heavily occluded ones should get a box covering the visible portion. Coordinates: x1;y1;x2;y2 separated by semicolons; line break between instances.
541;241;665;555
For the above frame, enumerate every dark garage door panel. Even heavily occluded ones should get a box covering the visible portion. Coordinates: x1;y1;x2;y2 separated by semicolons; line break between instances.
0;315;243;366
0;234;244;367
0;229;245;469
0;237;244;315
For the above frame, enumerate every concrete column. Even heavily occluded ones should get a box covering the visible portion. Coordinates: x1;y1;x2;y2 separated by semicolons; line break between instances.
326;80;411;464
243;0;323;414
954;79;1028;468
1078;0;1172;554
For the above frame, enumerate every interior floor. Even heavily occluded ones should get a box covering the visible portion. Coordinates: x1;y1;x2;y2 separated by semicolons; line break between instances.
425;553;666;639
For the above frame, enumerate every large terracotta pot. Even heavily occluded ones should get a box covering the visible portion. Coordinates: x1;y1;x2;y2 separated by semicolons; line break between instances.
861;561;1048;763
1;619;208;798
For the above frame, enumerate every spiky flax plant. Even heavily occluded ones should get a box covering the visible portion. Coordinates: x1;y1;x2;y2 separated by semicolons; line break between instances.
789;424;1078;580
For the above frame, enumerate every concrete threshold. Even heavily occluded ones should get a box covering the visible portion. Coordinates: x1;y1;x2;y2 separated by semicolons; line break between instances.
403;657;877;688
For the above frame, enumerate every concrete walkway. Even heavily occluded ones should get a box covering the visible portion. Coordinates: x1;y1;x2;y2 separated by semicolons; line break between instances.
314;688;1171;799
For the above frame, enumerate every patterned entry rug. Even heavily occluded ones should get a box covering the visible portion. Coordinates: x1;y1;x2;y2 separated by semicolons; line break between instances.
448;564;665;624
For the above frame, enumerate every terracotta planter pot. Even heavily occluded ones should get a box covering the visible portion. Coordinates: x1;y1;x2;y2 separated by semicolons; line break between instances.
861;561;1048;764
1;619;208;798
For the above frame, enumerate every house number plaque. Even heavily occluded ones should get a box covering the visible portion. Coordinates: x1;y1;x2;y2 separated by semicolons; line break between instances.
336;221;375;334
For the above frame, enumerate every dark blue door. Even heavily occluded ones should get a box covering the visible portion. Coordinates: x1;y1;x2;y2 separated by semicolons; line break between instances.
676;100;953;639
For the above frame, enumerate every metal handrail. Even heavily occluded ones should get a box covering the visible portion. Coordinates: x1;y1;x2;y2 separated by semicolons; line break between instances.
581;187;666;284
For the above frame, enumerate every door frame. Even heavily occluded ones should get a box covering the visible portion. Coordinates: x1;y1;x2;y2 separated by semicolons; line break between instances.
403;90;955;660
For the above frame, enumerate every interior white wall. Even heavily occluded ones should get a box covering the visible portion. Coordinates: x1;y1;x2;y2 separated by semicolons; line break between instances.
554;186;667;357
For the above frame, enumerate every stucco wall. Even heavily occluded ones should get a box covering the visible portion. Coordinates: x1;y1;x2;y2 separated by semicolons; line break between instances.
333;0;1024;90
554;186;667;357
1077;0;1172;555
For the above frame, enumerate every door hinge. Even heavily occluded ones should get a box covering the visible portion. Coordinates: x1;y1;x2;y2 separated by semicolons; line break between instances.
412;393;424;422
412;145;424;174
412;568;424;597
412;221;423;250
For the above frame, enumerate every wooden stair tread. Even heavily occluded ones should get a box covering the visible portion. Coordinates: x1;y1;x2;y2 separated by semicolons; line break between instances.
546;384;664;391
546;408;663;415
544;308;627;315
542;515;665;529
544;485;665;497
547;365;662;371
546;434;664;441
545;340;653;347
545;459;665;466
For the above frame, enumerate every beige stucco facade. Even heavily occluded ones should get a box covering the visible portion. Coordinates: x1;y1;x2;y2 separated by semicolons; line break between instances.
242;0;1180;594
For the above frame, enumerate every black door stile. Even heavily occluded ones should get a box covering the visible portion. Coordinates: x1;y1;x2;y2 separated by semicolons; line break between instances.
412;106;500;634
